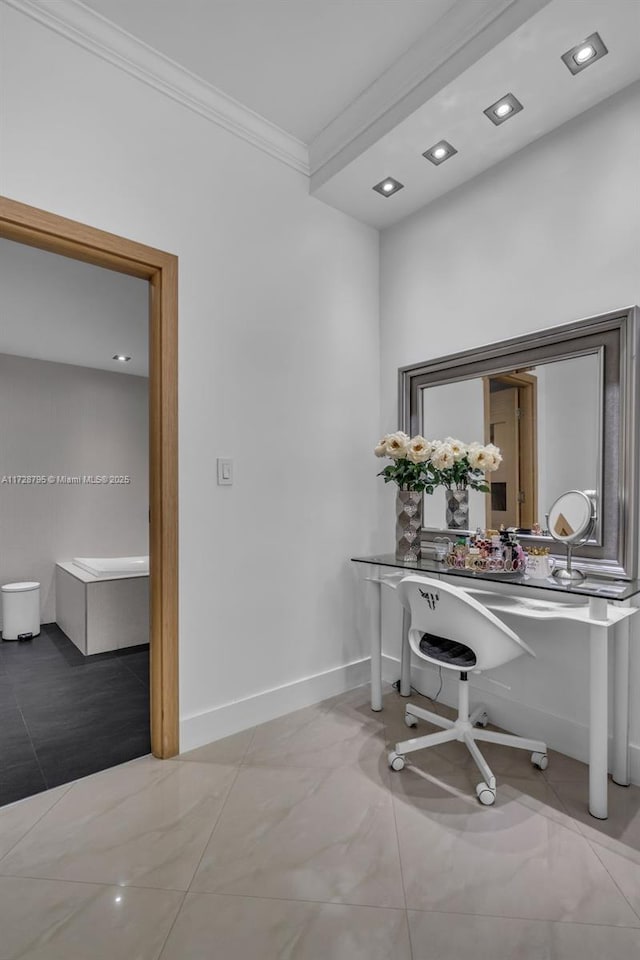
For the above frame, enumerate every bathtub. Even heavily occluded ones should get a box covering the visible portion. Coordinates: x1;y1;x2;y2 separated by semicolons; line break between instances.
72;555;149;578
56;557;149;655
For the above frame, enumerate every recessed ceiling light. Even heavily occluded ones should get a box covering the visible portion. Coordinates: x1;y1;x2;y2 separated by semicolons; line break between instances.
561;32;608;75
423;140;457;166
372;177;404;197
483;93;524;126
575;44;596;64
113;354;131;362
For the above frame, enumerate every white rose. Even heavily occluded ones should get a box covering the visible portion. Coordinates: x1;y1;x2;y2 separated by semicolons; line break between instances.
444;437;467;461
484;443;503;472
374;435;390;458
407;435;432;464
468;445;491;471
431;442;455;470
384;431;410;459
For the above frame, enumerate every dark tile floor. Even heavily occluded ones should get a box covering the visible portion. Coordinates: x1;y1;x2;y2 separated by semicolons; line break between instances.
0;623;150;806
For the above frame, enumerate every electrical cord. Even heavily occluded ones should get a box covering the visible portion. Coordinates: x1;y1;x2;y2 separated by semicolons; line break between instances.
393;665;443;703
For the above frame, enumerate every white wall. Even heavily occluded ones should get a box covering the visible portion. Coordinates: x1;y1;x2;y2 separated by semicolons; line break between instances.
380;81;640;779
0;354;148;625
0;7;379;747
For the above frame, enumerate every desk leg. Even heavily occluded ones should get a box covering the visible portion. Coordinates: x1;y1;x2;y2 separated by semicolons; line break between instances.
400;608;411;697
612;616;631;787
589;623;609;819
367;578;382;712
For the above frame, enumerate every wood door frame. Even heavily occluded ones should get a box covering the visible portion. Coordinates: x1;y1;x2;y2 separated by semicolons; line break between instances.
0;196;179;757
483;372;538;528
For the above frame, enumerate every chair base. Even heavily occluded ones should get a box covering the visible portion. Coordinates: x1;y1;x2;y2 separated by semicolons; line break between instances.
388;677;548;805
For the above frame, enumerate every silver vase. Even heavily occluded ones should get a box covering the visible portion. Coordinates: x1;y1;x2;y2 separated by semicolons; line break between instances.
395;490;423;562
445;488;469;530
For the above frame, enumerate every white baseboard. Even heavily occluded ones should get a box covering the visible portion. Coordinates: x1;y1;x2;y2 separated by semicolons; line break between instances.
180;653;640;786
179;656;371;753
382;654;640;786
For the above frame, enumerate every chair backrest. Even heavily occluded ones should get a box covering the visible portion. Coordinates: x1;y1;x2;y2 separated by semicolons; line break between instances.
397;575;535;673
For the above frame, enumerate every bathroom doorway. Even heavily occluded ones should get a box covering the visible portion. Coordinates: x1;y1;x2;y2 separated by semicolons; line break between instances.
0;197;178;804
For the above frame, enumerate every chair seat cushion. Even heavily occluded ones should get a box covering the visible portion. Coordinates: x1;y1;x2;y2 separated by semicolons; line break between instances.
419;632;477;667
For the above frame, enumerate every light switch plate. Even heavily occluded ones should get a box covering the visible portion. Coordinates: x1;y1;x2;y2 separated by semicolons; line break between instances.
217;457;233;485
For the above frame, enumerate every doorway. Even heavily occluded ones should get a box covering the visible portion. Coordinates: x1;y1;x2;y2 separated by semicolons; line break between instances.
0;197;179;772
483;372;538;529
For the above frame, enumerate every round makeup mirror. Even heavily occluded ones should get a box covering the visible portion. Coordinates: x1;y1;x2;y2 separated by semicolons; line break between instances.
546;490;595;581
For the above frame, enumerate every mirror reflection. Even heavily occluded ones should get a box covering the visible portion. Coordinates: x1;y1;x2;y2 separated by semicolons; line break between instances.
548;490;593;542
422;353;601;534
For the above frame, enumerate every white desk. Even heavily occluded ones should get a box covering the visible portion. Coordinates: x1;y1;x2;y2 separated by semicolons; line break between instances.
353;555;640;820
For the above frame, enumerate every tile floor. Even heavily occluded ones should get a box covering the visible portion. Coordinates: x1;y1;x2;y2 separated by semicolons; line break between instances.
0;684;639;958
0;624;150;805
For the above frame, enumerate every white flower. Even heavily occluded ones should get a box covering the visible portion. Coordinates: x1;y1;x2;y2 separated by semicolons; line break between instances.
444;437;467;461
431;442;455;470
468;445;492;471
407;435;432;464
484;443;503;472
374;435;390;458
384;431;410;459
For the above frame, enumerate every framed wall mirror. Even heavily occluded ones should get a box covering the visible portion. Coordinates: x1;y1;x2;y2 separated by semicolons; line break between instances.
398;306;639;579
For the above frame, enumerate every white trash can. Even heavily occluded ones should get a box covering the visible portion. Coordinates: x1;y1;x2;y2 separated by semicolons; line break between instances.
1;581;41;640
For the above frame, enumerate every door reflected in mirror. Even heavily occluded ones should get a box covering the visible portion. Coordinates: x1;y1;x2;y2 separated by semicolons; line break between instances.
486;371;536;529
422;352;601;534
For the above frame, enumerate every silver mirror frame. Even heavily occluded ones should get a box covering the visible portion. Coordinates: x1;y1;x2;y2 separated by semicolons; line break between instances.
398;306;639;580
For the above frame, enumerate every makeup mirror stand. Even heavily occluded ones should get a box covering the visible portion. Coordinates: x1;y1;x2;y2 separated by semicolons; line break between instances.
546;490;597;583
554;539;586;582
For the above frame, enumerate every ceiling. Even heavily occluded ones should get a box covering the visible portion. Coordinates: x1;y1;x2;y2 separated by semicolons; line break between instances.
314;0;640;227
81;0;460;143
45;0;640;228
0;240;149;376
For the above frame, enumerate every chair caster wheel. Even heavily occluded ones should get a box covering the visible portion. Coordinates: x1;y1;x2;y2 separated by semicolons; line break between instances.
404;713;418;729
474;712;489;728
531;752;548;771
388;751;406;772
476;782;496;805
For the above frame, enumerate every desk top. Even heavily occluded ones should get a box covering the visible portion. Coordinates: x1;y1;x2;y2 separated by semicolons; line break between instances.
351;554;640;602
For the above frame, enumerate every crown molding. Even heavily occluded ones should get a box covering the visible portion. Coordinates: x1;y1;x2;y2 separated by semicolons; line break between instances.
309;0;552;189
3;0;310;176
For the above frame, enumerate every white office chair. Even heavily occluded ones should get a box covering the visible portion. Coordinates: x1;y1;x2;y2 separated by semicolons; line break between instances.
388;575;548;805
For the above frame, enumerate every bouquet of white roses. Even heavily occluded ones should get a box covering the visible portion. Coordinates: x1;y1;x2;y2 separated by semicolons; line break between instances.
374;432;502;493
